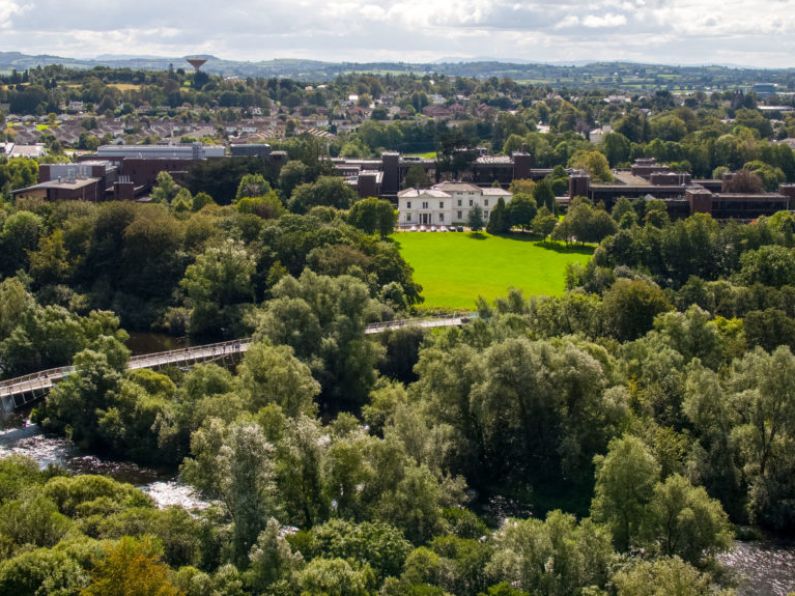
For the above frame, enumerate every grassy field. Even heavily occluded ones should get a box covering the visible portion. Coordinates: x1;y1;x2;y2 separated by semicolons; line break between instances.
395;232;593;310
405;151;437;159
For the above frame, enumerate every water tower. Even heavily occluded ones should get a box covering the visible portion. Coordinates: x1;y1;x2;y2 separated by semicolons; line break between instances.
186;57;207;73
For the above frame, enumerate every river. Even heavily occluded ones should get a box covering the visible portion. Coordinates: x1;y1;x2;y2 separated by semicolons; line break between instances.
0;415;209;510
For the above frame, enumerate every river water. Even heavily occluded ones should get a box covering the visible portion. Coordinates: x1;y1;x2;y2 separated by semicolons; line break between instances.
0;416;208;511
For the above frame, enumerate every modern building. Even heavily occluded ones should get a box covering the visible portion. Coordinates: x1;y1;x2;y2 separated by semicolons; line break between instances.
78;143;227;197
570;158;794;220
93;143;225;160
336;150;542;199
397;182;512;227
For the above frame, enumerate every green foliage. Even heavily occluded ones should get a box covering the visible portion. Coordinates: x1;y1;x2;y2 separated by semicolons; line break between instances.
236;342;320;417
611;557;719;596
83;536;182;596
569;150;612;183
467;204;485;231
288;176;358;213
150;171;181;203
487;511;613;595
235;173;271;200
255;270;384;409
508;193;537;230
304;519;412;580
486;198;511;234
180;239;256;339
348;197;396;237
591;435;660;551
602;279;673;341
297;557;374;596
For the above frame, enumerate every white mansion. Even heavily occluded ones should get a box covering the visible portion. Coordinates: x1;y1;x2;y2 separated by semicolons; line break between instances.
397;182;512;227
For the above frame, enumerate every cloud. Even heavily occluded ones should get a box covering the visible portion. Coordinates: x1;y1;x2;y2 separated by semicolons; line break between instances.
0;0;793;67
0;0;22;27
582;13;627;28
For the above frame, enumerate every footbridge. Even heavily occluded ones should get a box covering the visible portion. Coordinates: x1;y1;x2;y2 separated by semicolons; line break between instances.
0;315;471;415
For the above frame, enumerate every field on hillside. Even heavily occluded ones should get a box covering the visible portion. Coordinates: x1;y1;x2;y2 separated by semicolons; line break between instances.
395;232;593;310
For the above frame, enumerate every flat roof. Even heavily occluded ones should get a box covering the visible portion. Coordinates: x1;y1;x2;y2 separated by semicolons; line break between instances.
13;177;100;194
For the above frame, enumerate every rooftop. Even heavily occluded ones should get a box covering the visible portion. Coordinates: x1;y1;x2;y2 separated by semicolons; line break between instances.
398;188;451;198
433;181;482;193
12;177;100;194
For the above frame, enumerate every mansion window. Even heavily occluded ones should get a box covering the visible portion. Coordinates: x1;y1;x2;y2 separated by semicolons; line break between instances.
439;202;444;208
422;201;429;209
484;199;489;207
457;199;462;206
469;200;473;206
407;201;412;208
406;213;412;221
439;213;445;221
484;210;489;219
457;211;463;219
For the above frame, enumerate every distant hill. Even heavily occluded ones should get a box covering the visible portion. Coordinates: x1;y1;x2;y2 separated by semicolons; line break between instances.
1;52;794;89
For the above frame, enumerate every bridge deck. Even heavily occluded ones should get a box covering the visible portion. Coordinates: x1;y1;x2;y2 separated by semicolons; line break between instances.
0;316;468;414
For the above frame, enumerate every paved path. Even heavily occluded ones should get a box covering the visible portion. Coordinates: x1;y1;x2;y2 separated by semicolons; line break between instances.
0;316;470;414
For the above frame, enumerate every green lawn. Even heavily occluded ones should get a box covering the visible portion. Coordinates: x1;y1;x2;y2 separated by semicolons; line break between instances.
404;151;437;159
394;232;593;310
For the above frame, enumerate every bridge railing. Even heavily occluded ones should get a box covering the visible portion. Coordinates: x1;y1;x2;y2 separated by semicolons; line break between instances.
0;315;475;397
0;365;75;393
127;338;253;368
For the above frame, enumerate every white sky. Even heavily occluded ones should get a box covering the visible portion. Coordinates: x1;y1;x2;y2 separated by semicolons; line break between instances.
1;0;794;67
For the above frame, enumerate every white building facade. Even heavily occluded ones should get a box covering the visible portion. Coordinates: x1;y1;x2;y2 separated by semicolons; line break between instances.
398;182;512;227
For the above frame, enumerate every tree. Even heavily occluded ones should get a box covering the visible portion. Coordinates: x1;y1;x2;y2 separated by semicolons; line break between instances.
569;150;612;182
468;204;485;231
0;210;42;276
236;342;320;417
255;271;384;409
0;277;33;340
297;558;373;596
532;206;557;240
602;131;632;166
307;519;412;581
278;160;310;198
235;192;285;219
0;548;89;596
602;279;673;341
0;493;72;550
150;171;180;203
184;421;278;564
508;193;537;230
743;160;785;192
248;518;304;593
348;197;396;237
405;164;431;189
486;198;510;234
288;176;358;213
650;114;688;142
738;245;795;287
723;169;764;193
235;173;271;200
611;557;716;596
533;178;556;212
83;536;181;596
591;435;660;551
727;347;795;530
179;240;256;339
645;474;732;564
487;511;613;595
